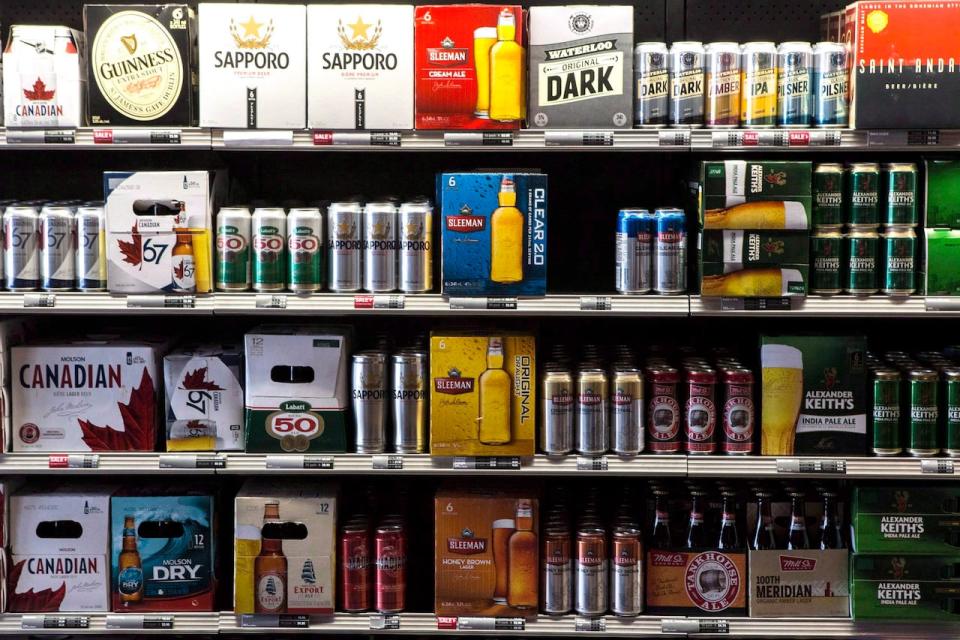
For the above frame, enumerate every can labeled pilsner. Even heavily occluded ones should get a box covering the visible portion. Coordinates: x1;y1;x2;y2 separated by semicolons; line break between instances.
634;42;669;128
908;369;940;457
845;229;878;294
871;369;902;456
813;163;844;228
811;229;843;294
881;227;916;296
668;42;704;127
812;42;849;127
704;42;741;128
251;207;287;292
883;162;918;228
777;42;813;127
740;42;778;127
287;207;323;292
215;207;251;291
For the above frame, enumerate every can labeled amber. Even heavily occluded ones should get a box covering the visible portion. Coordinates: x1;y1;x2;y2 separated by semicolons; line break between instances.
705;42;741;127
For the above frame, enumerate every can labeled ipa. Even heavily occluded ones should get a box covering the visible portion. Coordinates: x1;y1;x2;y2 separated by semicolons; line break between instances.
883;162;918;227
740;42;778;127
542;366;574;456
634;42;669;127
4;205;40;291
776;42;813;127
287;207;323;292
871;368;902;456
327;201;362;292
881;227;916;296
811;229;843;294
909;369;940;457
646;366;680;453
215;207;251;291
76;204;107;291
668;42;704;127
943;368;960;457
704;42;741;127
813;163;844;228
846;163;880;228
845;229;879;294
812;42;848;127
251;207;287;292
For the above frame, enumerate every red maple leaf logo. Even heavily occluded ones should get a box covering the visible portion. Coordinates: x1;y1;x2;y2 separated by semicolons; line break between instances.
173;260;186;281
117;223;143;269
78;368;156;451
23;78;55;101
182;367;223;391
7;559;67;612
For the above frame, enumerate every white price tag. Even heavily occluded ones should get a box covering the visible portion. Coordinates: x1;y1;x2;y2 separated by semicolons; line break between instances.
448;297;517;310
444;132;514;146
457;617;525;630
921;459;955;474
21;615;89;629
6;129;75;144
106;614;174;630
369;614;401;630
48;454;99;469
256;294;287;309
575;617;606;632
545;130;613;146
372;455;404;470
223;130;294;146
658;129;690;146
239;614;310;628
577;456;608;471
776;458;846;474
661;618;727;633
127;295;196;309
580;296;611;311
23;293;55;308
159;454;225;469
453;456;521;470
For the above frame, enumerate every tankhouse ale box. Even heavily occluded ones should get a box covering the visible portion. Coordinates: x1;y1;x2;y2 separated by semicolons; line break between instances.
646;549;747;615
307;4;414;130
2;26;85;128
527;5;633;128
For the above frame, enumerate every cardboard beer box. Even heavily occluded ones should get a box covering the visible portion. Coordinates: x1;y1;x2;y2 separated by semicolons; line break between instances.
925;228;960;295
415;5;525;130
430;331;535;457
699;228;810;298
199;3;306;129
244;325;351;453
924;160;960;229
110;492;215;611
438;171;548;297
700;263;808;298
851;554;960;621
9;485;115;612
11;340;162;452
0;479;24;613
852;485;960;554
84;4;197;126
434;487;539;618
307;4;414;130
699;160;812;230
164;344;244;451
645;549;747;615
759;335;868;456
234;479;337;614
104;170;220;294
2;26;85;128
749;549;850;616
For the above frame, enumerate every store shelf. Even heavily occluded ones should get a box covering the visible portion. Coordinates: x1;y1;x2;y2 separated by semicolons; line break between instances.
0;127;210;149
690;128;960;151
689;295;930;316
687;456;957;478
0;292;213;314
0;612;219;635
0;453;222;474
716;617;960;639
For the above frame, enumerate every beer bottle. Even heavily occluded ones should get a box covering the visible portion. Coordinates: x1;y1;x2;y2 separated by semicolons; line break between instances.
172;231;197;292
751;488;777;550
685;487;707;549
117;515;144;605
651;487;672;549
255;501;288;613
717;490;739;550
507;499;538;608
818;488;845;550
787;490;810;550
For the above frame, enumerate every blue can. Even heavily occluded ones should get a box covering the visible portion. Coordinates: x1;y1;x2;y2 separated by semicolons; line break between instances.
654;208;686;294
616;209;653;293
813;42;849;128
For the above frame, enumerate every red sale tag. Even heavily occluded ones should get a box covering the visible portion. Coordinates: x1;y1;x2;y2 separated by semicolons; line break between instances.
436;617;458;630
48;455;69;468
354;295;374;309
313;131;334;145
788;131;810;146
93;129;113;144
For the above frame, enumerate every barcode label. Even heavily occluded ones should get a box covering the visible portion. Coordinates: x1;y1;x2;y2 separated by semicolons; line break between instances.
106;614;174;630
372;455;404;470
577;456;608;471
23;293;55;308
21;615;89;629
575;617;606;632
48;454;99;469
921;459;954;474
453;456;521;470
777;458;847;474
580;296;611;311
256;295;287;309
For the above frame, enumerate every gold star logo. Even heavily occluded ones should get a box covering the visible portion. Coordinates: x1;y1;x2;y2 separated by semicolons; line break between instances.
348;17;373;41
240;16;262;39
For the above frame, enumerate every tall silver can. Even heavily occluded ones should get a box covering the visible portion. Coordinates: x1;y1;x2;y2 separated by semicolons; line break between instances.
352;351;388;453
611;368;644;456
76;204;106;291
327;201;363;292
4;206;40;291
363;201;397;292
39;205;76;291
398;200;433;293
541;367;574;456
576;368;609;456
391;350;427;453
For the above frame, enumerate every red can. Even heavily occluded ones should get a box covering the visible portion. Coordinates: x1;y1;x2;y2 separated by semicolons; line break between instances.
721;367;755;454
340;521;371;612
375;524;407;613
646;366;681;454
684;368;717;454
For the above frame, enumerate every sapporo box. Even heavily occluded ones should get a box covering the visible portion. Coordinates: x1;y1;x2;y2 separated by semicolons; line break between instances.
3;26;86;128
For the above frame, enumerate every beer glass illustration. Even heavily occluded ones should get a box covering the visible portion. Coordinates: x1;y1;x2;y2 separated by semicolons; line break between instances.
491;518;516;603
761;344;803;455
473;26;497;117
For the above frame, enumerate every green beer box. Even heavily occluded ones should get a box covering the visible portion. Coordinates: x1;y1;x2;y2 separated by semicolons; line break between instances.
926;228;960;296
700;160;812;229
700;230;810;265
700;263;808;298
851;554;960;621
852;485;960;554
925;160;960;229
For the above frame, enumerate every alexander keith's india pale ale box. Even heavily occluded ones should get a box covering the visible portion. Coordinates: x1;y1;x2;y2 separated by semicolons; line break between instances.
2;26;85;128
851;554;960;621
852;485;960;554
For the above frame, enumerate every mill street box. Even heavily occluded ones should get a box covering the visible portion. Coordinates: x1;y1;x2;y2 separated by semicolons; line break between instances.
645;549;747;616
748;549;850;617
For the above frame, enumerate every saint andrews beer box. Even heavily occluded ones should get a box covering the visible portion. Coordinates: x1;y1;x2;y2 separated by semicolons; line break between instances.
851;554;960;621
645;549;747;616
2;26;85;128
83;4;197;126
110;492;215;611
9;485;115;612
527;5;633;129
244;325;351;453
307;4;414;130
852;485;960;554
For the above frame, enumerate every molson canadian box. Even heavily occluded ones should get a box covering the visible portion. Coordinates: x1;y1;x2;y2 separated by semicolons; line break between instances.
199;3;306;129
9;485;114;612
234;479;337;614
415;5;525;130
110;492;215;611
430;332;535;457
11;340;162;452
851;554;960;620
852;485;960;554
0;479;24;612
84;4;196;126
434;487;539;618
645;549;747;615
527;5;633;128
2;26;85;128
244;326;351;453
164;344;244;451
438;171;548;297
759;335;867;456
307;4;414;130
925;228;960;295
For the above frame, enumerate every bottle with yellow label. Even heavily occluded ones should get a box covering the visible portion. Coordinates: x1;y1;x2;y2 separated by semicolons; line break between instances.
703;201;809;230
488;8;524;122
478;336;512;445
490;176;524;283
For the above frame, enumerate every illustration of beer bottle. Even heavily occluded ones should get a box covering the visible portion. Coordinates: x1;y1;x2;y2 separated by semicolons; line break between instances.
508;499;538;608
478;336;512;445
118;515;144;605
255;501;288;613
172;230;197;293
490;176;524;283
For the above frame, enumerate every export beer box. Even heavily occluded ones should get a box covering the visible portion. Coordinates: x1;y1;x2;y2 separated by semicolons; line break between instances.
244;325;351;453
2;26;85;128
851;553;960;621
110;492;215;611
748;550;850;617
645;549;747;616
924;160;960;229
415;5;524;130
527;5;633;129
852;485;960;554
234;479;337;614
199;3;306;129
435;487;539;619
925;228;960;295
11;340;162;452
699;160;812;230
164;344;244;451
700;263;808;298
307;4;414;130
84;4;197;126
438;171;548;297
9;485;115;612
430;331;535;457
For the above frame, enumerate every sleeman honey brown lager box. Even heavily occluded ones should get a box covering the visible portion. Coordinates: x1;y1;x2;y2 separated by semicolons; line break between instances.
852;485;960;554
851;554;960;621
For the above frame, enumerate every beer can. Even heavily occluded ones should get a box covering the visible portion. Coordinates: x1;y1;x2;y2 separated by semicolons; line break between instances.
576;368;609;456
846;163;880;228
704;42;741;128
654;208;686;295
668;42;705;127
615;209;651;294
812;42;849;128
776;42;813;127
287;207;324;292
871;368;902;456
215;207;251;291
542;367;574;456
883;163;918;228
684;368;717;454
251;207;287;292
908;369;940;457
811;229;843;294
39;205;76;291
647;366;681;454
740;42;778;127
881;227;916;296
634;42;670;128
844;229;879;294
340;522;371;612
4;206;39;291
575;528;607;617
374;524;406;613
76;204;106;291
943;368;960;457
363;201;397;293
610;527;642;617
397;200;433;293
813;163;845;228
391;351;427;453
542;527;572;615
328;201;363;292
352;351;388;454
611;367;644;456
721;367;754;454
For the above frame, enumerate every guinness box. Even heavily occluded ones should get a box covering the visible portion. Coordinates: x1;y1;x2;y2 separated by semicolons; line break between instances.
84;4;196;126
851;554;960;621
852;485;960;554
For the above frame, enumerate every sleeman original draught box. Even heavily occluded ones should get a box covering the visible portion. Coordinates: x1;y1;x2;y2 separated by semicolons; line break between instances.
244;326;351;453
527;5;633;129
438;172;548;297
2;26;85;128
430;331;535;457
234;479;337;614
926;228;960;295
760;335;867;456
852;485;960;554
851;554;960;621
699;160;812;229
645;549;747;616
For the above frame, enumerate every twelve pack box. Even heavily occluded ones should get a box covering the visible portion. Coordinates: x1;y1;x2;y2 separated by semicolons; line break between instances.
924;159;960;229
3;26;85;128
851;554;960;621
925;228;960;296
699;160;812;228
852;485;960;554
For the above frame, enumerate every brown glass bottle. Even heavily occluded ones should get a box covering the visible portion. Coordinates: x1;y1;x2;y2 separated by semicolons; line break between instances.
751;489;778;550
717;491;739;550
255;501;288;613
507;499;538;608
651;488;672;549
117;515;143;605
787;490;810;550
686;488;708;549
818;488;844;550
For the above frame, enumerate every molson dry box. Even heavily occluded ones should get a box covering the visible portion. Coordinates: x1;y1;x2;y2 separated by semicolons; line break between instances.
2;26;85;128
852;485;960;554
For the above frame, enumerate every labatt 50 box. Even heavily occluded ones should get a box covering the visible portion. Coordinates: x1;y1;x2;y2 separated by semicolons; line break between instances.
234;479;337;614
851;554;960;621
430;332;535;457
527;5;633;128
244;326;351;453
439;172;547;297
3;26;85;128
646;549;747;615
852;485;960;554
307;4;414;130
110;492;215;611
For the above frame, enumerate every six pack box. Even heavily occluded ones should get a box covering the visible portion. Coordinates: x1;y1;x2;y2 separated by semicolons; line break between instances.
3;26;85;128
645;549;747;616
852;485;960;554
